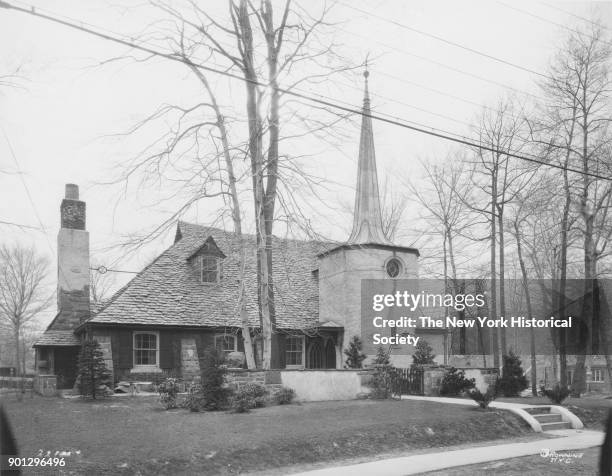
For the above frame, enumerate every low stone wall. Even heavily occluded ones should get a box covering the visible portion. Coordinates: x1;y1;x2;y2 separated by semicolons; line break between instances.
226;370;267;389
279;370;369;401
463;368;498;392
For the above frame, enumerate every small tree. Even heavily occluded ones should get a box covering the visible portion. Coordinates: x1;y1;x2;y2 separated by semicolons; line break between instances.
200;348;232;410
344;336;367;369
496;352;529;397
373;345;391;366
369;346;396;399
412;340;436;366
77;339;111;399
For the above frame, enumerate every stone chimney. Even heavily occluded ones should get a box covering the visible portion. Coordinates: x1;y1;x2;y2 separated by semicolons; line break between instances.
53;184;90;329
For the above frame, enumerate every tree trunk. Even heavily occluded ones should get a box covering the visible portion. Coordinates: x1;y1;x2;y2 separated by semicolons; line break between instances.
14;325;21;376
237;0;274;369
497;207;507;355
490;175;500;370
515;221;537;395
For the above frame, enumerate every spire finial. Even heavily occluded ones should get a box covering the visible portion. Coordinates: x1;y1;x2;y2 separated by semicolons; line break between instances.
363;54;370;107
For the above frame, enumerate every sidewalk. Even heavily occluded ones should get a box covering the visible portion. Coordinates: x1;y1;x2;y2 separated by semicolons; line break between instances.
291;429;604;476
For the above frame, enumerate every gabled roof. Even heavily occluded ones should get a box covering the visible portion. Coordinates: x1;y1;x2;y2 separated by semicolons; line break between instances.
83;222;336;330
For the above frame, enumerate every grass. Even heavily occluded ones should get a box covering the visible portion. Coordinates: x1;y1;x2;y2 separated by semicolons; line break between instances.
1;394;533;475
423;447;600;476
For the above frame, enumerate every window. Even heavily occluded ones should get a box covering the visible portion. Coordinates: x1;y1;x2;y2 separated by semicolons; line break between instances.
201;255;220;283
133;332;159;368
215;334;237;354
592;368;604;382
386;258;402;278
286;336;305;368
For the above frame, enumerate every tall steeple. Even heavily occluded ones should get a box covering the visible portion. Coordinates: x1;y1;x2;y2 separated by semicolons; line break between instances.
347;68;391;245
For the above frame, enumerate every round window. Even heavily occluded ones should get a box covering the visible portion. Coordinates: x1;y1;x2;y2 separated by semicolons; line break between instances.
386;258;402;278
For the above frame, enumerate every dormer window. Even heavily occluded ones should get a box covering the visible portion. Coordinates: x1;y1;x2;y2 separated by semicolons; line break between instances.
201;255;220;283
187;236;226;284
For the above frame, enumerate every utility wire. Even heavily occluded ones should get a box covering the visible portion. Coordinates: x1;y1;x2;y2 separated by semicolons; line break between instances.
340;1;551;80
539;1;612;33
1;1;611;182
0;220;44;231
498;0;612;47
10;0;541;123
0;126;74;289
338;27;542;101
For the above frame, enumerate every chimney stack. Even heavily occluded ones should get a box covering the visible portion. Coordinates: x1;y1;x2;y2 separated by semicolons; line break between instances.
54;184;90;329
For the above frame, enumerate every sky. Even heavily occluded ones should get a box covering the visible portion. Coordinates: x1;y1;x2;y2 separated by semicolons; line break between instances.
1;0;611;327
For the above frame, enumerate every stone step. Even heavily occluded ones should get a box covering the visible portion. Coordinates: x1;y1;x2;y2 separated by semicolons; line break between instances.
540;421;571;431
524;406;552;415
532;413;562;423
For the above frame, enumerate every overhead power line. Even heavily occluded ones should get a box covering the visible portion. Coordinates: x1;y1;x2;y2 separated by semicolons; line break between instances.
340;1;551;80
539;1;612;33
498;1;612;48
1;1;611;182
0;220;44;231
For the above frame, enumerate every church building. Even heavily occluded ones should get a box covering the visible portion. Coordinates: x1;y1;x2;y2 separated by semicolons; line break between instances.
34;73;447;389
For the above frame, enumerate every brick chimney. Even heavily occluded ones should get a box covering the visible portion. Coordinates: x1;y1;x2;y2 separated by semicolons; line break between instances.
53;184;90;329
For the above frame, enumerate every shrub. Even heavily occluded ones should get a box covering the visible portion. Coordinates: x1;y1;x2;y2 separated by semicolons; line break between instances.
542;383;571;405
496;352;529;397
231;383;268;413
344;336;367;369
158;377;180;410
369;346;396;399
181;384;207;412
274;387;296;405
412;340;435;366
439;367;475;396
232;393;255;413
469;387;497;409
200;348;233;410
77;339;112;399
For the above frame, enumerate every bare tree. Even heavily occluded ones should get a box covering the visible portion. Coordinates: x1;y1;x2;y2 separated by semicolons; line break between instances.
537;22;612;395
109;0;352;369
0;245;51;375
468;97;538;366
405;155;476;284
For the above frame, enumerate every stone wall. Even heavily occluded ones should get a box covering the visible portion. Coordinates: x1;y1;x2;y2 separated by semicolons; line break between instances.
94;334;114;384
226;370;267;389
180;338;201;380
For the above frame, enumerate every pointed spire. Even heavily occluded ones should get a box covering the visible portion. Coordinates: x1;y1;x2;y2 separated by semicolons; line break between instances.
347;67;391;245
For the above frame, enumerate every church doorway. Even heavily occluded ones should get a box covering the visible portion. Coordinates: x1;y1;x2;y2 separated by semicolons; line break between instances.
306;337;336;369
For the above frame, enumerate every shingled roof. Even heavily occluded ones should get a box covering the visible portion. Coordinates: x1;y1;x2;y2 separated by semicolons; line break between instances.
33;330;80;347
84;222;336;330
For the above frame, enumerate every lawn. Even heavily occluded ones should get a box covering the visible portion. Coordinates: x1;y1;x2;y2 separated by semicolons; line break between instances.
1;394;533;475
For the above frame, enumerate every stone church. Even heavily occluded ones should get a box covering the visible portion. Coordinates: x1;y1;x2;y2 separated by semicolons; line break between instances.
34;73;447;389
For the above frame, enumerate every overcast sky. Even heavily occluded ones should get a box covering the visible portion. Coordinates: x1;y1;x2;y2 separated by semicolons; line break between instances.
1;0;611;326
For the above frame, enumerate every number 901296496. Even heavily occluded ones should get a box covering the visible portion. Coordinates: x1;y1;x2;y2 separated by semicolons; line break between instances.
4;457;66;467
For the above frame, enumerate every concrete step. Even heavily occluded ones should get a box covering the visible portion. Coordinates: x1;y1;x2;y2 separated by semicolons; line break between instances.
540;421;571;431
532;413;562;423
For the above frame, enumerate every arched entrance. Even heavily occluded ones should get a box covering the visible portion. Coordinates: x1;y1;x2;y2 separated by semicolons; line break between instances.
306;337;336;369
